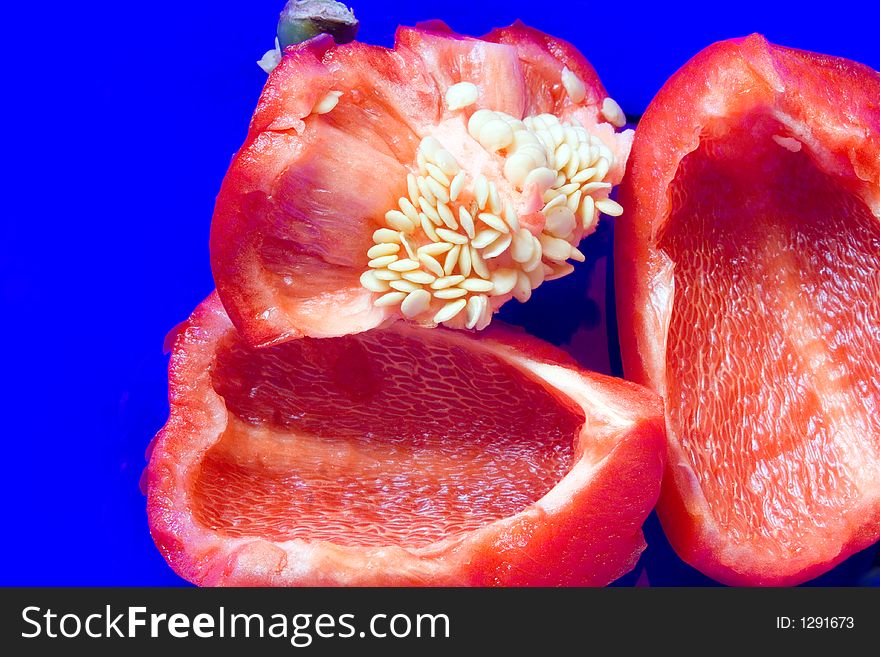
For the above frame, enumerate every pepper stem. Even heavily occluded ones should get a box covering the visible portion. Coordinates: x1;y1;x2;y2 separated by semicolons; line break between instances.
259;1;359;73
277;0;359;48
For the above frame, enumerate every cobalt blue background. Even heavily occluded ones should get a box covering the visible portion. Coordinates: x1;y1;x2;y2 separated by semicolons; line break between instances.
3;1;879;585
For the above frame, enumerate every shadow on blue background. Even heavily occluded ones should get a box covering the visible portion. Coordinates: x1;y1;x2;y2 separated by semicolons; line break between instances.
2;1;878;585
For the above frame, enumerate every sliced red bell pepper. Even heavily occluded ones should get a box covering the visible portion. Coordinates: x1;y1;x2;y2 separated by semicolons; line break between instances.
146;294;665;586
210;22;631;346
615;34;880;585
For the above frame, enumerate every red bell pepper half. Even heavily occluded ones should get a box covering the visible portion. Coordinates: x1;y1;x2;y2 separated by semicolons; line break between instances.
615;34;880;585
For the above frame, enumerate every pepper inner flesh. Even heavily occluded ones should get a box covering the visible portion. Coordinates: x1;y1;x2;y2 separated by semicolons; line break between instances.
658;111;880;552
192;328;584;548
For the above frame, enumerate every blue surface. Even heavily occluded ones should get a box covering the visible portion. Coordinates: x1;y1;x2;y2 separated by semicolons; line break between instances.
2;1;878;585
